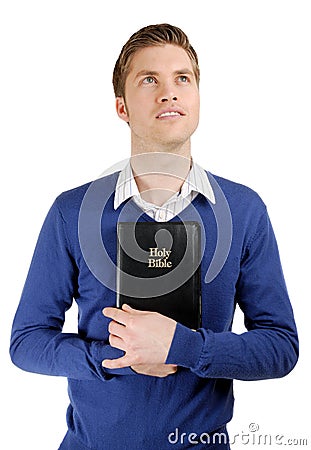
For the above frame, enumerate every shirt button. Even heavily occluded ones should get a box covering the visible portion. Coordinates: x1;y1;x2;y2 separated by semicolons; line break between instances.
159;211;165;221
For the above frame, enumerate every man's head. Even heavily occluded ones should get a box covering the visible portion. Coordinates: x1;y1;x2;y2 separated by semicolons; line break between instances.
113;24;200;156
113;23;200;99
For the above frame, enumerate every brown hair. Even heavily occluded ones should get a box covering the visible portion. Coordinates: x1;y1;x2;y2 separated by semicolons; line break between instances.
112;23;200;98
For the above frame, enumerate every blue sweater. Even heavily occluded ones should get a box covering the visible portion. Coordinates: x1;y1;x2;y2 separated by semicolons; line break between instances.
10;171;298;450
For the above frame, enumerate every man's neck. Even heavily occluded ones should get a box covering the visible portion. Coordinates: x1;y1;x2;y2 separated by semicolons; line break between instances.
130;152;192;206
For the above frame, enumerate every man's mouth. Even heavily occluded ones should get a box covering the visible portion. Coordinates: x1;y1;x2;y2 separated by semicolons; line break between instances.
158;111;181;118
156;109;185;119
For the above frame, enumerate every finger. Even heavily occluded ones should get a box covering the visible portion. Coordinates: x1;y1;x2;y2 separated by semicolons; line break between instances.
109;334;126;351
102;355;131;369
108;320;126;338
122;304;146;315
122;304;133;312
102;307;128;325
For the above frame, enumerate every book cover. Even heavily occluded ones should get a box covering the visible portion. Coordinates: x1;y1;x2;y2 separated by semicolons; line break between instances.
116;221;201;329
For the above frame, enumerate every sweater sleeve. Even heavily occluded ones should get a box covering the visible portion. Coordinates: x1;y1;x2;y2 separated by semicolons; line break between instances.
10;200;134;380
166;209;299;380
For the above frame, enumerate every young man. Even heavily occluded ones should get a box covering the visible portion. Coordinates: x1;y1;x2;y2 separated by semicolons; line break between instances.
10;24;298;449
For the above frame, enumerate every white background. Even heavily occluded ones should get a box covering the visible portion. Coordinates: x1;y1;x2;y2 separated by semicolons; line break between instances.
1;1;310;448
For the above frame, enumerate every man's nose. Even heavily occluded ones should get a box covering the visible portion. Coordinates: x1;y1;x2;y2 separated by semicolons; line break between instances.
160;95;178;103
157;83;178;103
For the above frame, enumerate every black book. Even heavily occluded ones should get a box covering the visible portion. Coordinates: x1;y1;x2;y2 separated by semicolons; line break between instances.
116;221;201;329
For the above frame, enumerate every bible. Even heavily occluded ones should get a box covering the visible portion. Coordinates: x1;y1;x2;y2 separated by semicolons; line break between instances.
116;221;201;329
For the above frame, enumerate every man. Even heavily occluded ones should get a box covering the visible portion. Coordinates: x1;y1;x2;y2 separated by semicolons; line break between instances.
10;24;298;449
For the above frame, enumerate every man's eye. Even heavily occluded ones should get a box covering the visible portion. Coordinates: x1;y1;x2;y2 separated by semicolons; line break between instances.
178;75;189;83
142;76;156;84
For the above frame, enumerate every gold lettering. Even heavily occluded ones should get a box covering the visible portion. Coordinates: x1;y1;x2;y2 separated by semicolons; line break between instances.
148;259;156;267
147;247;173;268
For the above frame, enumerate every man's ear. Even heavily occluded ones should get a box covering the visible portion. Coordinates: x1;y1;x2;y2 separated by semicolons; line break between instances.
116;97;129;123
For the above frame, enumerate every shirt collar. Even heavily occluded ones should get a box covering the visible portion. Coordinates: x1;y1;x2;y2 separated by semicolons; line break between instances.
180;161;215;203
114;159;216;210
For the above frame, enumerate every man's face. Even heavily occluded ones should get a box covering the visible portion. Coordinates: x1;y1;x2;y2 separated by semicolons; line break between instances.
116;44;200;154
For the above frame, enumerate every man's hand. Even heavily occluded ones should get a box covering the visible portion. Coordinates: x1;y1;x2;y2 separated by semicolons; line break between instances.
102;304;177;371
131;364;177;377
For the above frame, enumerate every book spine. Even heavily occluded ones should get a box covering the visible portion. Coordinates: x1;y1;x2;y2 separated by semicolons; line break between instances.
116;224;121;308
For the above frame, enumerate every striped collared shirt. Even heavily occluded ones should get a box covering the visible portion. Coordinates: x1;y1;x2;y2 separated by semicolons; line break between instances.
114;160;215;222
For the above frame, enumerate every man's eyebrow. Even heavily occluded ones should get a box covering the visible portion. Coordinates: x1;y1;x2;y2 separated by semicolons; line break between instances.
134;70;160;80
174;68;194;76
